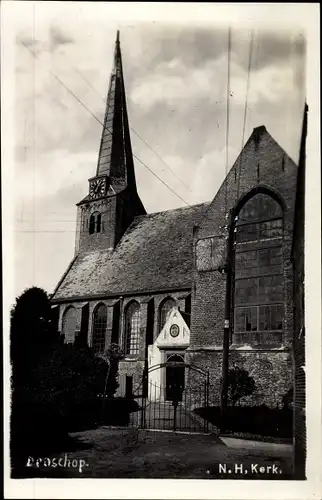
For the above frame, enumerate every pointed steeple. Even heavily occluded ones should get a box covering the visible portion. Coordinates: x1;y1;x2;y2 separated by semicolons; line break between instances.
75;32;145;254
96;30;136;193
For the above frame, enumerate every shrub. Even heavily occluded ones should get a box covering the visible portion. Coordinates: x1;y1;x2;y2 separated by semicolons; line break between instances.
225;366;256;406
99;397;140;426
282;387;294;409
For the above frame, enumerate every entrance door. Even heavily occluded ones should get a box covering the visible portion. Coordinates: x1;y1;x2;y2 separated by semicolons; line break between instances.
165;354;185;402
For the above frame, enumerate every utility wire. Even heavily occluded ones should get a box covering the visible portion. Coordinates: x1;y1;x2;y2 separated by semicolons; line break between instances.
224;27;232;216
198;26;232;230
19;36;253;232
18;39;191;208
56;48;192;192
236;30;254;201
130;128;192;192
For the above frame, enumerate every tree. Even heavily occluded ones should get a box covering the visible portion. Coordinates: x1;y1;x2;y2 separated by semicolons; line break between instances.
10;287;59;395
225;366;256;406
10;287;109;468
11;287;52;335
10;287;59;368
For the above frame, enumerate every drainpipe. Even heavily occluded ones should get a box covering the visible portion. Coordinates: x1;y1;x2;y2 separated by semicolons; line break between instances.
143;306;149;398
119;296;124;350
118;296;125;397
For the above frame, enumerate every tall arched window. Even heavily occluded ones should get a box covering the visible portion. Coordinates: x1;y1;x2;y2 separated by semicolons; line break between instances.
159;298;176;332
89;212;102;234
62;306;77;344
92;303;107;353
124;302;141;356
233;192;284;344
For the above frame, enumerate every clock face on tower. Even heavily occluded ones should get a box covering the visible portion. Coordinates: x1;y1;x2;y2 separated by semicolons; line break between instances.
89;177;107;199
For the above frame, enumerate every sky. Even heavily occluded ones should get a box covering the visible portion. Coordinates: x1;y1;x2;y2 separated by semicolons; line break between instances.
10;2;307;301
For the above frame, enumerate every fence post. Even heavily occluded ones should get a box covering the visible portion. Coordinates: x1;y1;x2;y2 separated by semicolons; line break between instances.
141;370;147;429
206;371;210;433
173;401;178;432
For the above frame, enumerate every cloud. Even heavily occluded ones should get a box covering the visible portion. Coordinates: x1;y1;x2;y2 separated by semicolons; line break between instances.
130;47;303;114
15;149;96;206
250;30;306;71
12;16;306;299
16;24;74;57
16;33;37;49
49;25;74;50
126;25;305;79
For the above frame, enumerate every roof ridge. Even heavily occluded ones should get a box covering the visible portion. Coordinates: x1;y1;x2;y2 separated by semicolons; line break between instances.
133;201;211;220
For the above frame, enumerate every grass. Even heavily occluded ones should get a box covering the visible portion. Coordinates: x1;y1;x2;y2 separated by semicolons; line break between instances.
13;426;294;479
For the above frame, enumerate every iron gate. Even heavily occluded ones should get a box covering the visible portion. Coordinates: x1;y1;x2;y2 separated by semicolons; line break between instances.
129;362;210;433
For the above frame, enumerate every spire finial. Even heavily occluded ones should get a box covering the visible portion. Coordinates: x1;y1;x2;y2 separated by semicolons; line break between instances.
116;30;120;43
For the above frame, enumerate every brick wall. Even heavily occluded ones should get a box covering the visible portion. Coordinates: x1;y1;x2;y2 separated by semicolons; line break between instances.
186;349;292;408
76;197;117;253
76;186;145;255
189;127;298;407
291;105;306;479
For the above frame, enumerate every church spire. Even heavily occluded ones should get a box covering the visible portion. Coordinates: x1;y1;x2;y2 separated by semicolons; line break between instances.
95;30;136;193
75;31;145;254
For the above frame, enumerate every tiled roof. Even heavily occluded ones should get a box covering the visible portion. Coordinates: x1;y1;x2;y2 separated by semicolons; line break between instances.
52;203;209;301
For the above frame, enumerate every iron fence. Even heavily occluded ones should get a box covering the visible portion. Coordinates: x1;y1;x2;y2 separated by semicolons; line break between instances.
129;365;211;433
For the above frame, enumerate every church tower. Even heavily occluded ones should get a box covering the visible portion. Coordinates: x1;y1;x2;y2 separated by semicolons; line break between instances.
75;31;146;254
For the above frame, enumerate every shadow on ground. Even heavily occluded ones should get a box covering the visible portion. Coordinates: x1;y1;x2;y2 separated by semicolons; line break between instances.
13;427;293;479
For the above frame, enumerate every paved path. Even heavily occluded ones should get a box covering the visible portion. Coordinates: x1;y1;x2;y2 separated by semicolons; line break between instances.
130;401;208;433
221;436;292;454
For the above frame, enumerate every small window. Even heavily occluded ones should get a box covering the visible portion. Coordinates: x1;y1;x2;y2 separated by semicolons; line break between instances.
259;219;283;239
124;302;141;356
89;215;95;234
237;193;283;224
62;306;77;343
92;303;107;353
96;213;102;233
235;278;258;305
235;307;258;333
259;304;283;331
235;304;283;333
235;222;258;243
89;212;102;235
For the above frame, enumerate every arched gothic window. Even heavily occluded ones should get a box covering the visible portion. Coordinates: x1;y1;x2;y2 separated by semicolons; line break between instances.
233;192;284;344
62;306;77;344
92;303;107;353
124;302;141;356
159;298;176;332
89;212;102;235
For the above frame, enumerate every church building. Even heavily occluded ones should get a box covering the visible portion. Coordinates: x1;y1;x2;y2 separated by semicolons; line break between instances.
51;32;298;408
